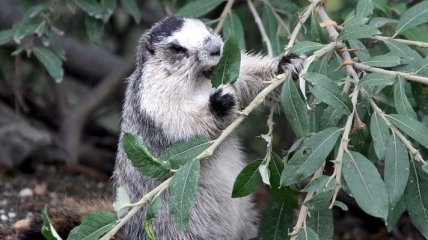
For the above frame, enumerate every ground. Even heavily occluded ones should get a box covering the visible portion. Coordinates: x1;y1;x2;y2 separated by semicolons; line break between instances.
0;164;424;240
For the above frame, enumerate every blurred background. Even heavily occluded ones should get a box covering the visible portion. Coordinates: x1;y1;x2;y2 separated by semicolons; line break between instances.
0;0;426;239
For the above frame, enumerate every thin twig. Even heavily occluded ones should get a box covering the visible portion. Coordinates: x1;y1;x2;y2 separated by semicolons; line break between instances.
289;165;324;238
373;36;428;48
354;62;428;85
247;0;273;57
284;0;320;54
214;0;235;33
370;99;426;164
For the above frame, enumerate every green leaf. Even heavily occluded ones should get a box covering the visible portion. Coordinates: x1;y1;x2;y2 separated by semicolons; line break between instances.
73;0;103;19
160;136;211;169
25;4;47;19
334;201;349;211
359;73;397;90
303;175;336;193
258;199;294;240
394;79;417;119
281;128;341;186
296;227;319;240
370;112;390;159
13;19;44;44
386;196;406;231
348;39;370;62
386;114;428;149
307;207;333;240
304;191;331;210
261;4;283;56
143;219;157;240
176;0;225;18
0;29;14;46
343;151;389;219
146;196;161;220
290;41;324;55
385;134;410;206
42;208;62;240
364;54;402;68
68;212;117;240
232;159;262;198
310;14;327;43
122;132;172;180
120;0;141;23
281;77;309;138
222;12;245;50
169;160;200;230
395;1;428;35
338;23;380;40
384;39;423;64
33;47;64;82
101;0;117;23
211;36;241;87
304;73;352;115
268;153;299;208
370;17;397;28
112;186;131;218
356;0;374;19
84;16;104;43
321;107;343;129
404;161;428;238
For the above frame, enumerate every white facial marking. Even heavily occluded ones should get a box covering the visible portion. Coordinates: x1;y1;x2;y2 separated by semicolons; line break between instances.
165;19;212;50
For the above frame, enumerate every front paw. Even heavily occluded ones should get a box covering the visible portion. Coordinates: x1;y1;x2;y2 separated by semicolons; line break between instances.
209;86;237;117
277;53;306;80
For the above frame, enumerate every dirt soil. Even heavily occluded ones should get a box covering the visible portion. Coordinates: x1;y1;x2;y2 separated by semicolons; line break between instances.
0;164;425;240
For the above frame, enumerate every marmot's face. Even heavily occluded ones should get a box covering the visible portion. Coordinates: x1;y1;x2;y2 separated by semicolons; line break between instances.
146;17;223;80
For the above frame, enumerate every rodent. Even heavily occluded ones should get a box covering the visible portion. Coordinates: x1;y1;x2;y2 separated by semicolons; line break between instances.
16;16;304;240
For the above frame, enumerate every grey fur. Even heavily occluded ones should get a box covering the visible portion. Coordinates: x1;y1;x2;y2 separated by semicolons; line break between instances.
113;17;304;240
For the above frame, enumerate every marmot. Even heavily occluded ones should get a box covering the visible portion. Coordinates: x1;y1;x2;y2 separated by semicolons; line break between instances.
17;16;304;240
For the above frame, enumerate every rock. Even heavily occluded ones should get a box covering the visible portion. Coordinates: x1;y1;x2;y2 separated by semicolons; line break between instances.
12;219;30;231
34;183;47;196
18;188;33;198
1;214;7;221
8;212;16;218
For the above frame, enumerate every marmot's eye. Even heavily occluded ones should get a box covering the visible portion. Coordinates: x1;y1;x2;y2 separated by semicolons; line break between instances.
169;43;187;53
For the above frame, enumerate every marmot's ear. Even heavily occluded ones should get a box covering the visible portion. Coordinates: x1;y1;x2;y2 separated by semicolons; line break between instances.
136;33;155;69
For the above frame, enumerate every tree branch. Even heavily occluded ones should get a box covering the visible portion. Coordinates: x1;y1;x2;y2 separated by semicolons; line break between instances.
373;36;428;48
354;62;428;85
214;0;235;33
247;0;273;57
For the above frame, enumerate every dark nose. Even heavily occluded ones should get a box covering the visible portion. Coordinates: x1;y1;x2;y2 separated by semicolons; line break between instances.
210;45;221;56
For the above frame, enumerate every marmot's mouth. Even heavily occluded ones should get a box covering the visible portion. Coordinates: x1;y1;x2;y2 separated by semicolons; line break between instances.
202;65;215;78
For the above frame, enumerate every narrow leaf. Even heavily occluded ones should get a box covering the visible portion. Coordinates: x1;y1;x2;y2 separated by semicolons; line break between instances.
304;191;331;210
303;175;336;193
307;207;333;240
359;73;397;90
343;151;389;219
169;160;200;230
122;132;172;180
364;54;402;68
338;24;380;40
84;16;104;43
146;196;161;220
386;114;428;149
0;29;14;46
160;136;211;168
385;134;410;206
290;41;324;55
258;199;293;240
396;1;428;35
370;112;390;159
304;73;352;115
281;128;341;186
348;39;370;62
176;0;225;18
296;227;319;240
42;208;62;240
33;47;64;82
211;36;241;87
394;79;417;119
384;39;423;64
232;159;263;198
222;12;246;50
269;153;299;207
356;0;374;18
281;77;309;138
112;186;131;218
68;212;117;240
73;0;103;19
404;161;428;239
120;0;141;23
386;196;406;231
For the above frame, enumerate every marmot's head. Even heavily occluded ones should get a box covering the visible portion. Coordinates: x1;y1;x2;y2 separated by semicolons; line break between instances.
137;16;223;80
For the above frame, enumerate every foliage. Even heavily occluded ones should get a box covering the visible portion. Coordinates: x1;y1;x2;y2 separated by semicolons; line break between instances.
8;0;427;239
